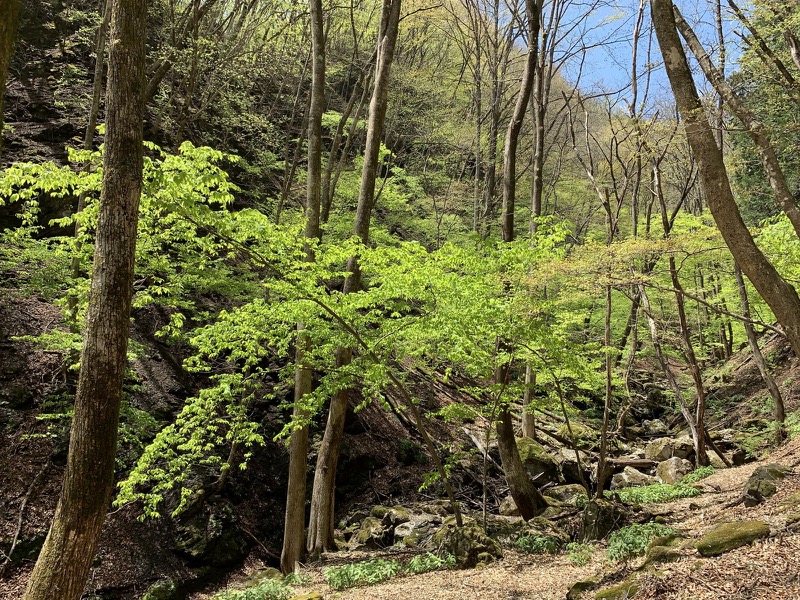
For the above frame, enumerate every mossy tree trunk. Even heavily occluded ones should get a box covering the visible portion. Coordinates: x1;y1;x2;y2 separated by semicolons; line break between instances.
23;0;146;597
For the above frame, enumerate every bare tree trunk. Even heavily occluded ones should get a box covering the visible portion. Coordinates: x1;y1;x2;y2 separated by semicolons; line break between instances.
0;0;21;159
281;0;325;573
735;263;785;441
23;0;146;597
306;0;402;556
68;0;112;322
673;7;800;239
651;0;800;358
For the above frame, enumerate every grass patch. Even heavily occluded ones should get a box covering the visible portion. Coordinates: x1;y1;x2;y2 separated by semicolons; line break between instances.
324;553;453;590
607;483;701;504
515;534;560;554
213;579;293;600
680;466;714;484
607;523;676;562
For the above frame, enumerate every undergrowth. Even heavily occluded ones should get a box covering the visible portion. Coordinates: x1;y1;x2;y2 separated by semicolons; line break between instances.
212;578;293;600
324;553;453;590
607;483;701;504
607;523;676;562
515;534;560;554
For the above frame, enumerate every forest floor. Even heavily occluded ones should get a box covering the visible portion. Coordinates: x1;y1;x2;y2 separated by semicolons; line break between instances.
198;437;800;600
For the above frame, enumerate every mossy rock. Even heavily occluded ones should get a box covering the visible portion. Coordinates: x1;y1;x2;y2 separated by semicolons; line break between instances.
516;436;560;484
779;491;800;510
742;464;790;506
290;594;323;600
544;484;589;507
431;522;502;568
696;521;770;557
579;499;628;541
370;505;410;525
350;516;391;549
173;503;248;567
595;578;639;599
558;423;597;448
785;513;800;526
142;579;180;600
239;567;282;587
566;578;601;600
640;544;682;569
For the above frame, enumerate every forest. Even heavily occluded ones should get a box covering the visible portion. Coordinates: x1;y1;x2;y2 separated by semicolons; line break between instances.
1;0;800;598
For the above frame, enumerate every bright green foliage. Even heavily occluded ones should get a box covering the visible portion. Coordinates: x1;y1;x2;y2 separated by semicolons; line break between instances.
680;466;715;484
324;559;403;590
515;535;560;554
565;542;593;566
405;552;453;574
606;523;676;562
607;483;701;505
212;578;293;600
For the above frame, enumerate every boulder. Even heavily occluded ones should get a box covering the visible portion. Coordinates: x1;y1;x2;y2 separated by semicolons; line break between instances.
499;495;520;516
644;438;673;461
642;419;668;436
696;521;770;556
708;450;730;469
516;436;560;485
611;466;657;489
672;436;695;460
595;578;639;600
173;503;248;567
544;484;589;507
657;457;693;485
349;516;392;549
430;520;502;568
579;499;628;541
394;513;436;546
557;448;594;485
371;505;411;526
741;464;790;507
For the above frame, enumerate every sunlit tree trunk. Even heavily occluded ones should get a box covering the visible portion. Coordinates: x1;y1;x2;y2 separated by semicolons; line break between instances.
306;0;402;556
651;0;800;358
281;0;325;573
23;0;146;597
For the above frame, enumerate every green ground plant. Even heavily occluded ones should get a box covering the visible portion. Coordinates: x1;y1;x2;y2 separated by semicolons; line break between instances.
565;542;593;566
515;534;560;554
607;483;701;504
606;523;676;562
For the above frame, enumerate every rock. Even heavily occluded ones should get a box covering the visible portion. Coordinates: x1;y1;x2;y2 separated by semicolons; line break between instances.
516;436;560;485
557;448;585;484
566;578;601;600
544;484;588;507
645;438;673;461
499;495;520;516
640;534;688;569
642;419;668;436
672;436;695;460
696;521;770;556
611;466;657;489
173;503;249;567
657;457;693;484
350;516;392;549
371;505;410;526
142;579;180;600
708;450;729;469
579;499;628;541
394;514;436;546
557;422;597;448
239;567;282;588
396;439;428;465
595;578;639;600
741;464;790;506
430;520;502;568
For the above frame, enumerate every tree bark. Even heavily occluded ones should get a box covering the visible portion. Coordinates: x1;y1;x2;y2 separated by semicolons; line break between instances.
306;0;401;556
734;263;785;441
651;0;800;358
281;0;325;573
0;0;21;159
23;0;146;597
673;6;800;239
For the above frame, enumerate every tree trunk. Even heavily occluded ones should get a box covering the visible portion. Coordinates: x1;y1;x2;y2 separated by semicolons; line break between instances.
673;6;800;239
735;263;785;441
0;0;21;159
306;0;401;556
281;0;325;572
23;0;146;597
651;0;800;358
501;0;539;241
